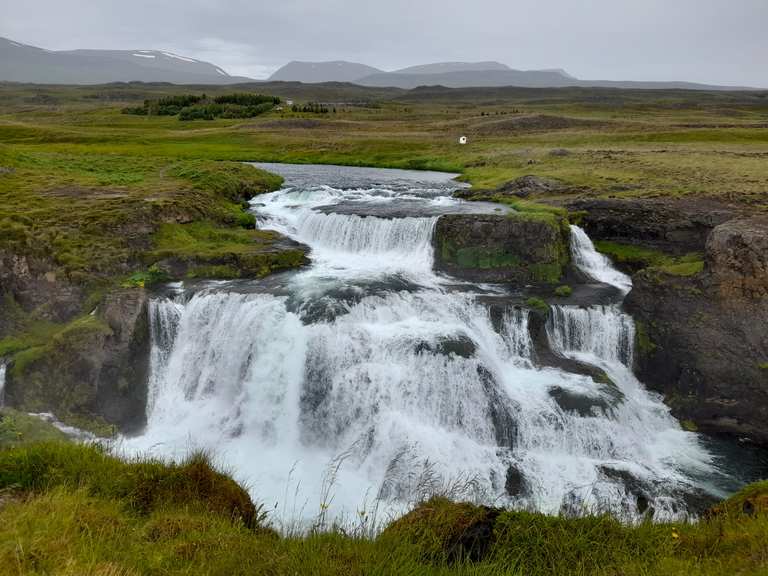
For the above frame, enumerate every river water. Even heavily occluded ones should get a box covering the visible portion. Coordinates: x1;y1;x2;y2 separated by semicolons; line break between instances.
121;163;759;528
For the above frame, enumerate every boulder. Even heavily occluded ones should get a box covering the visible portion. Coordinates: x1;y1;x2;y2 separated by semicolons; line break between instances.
706;216;768;300
433;214;569;284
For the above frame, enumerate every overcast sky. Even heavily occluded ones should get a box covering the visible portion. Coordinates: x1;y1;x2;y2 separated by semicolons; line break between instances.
1;0;766;86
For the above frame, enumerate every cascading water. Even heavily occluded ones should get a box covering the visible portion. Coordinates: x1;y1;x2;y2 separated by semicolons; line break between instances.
0;361;6;407
123;165;725;528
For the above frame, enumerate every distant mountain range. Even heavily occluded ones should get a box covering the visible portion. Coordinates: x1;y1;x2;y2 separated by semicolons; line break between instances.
268;60;754;91
0;37;251;84
0;37;757;90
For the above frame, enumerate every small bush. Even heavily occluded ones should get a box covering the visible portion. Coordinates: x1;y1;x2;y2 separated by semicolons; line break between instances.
525;297;549;314
554;285;573;297
122;264;169;288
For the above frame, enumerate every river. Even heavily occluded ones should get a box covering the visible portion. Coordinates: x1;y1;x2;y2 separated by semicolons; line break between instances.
120;163;759;529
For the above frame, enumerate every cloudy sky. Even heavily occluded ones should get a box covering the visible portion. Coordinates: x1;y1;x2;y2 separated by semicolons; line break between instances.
1;0;766;86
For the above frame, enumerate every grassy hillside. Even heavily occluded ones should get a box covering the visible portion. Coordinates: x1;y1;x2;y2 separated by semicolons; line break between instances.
0;440;767;575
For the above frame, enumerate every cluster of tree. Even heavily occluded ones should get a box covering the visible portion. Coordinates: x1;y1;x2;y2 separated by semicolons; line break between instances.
122;93;280;120
291;102;330;114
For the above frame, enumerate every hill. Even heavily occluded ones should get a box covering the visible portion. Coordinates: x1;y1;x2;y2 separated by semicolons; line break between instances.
0;37;252;84
268;60;383;83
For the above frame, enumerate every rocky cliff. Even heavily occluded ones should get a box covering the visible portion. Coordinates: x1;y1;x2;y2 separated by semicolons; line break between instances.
4;289;150;433
433;213;570;284
625;216;768;443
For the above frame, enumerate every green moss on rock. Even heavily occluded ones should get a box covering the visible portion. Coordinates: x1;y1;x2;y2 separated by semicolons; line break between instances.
434;212;570;284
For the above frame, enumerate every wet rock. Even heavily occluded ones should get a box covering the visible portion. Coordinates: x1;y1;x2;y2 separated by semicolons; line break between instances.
598;466;654;516
415;335;477;358
433;214;570;284
5;288;151;433
625;218;768;444
549;387;613;417
477;366;518;448
505;465;527;497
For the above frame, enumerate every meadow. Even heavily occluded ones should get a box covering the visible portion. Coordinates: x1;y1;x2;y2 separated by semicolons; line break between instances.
1;81;768;574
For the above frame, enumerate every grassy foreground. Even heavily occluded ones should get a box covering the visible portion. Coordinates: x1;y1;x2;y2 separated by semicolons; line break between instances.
0;440;767;575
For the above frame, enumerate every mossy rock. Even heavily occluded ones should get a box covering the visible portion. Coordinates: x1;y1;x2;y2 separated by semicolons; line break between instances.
434;213;570;285
379;497;500;563
708;481;768;518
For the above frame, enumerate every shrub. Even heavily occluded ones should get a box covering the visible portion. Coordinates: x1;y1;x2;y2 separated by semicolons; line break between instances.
214;93;280;106
525;297;549;314
554;285;573;297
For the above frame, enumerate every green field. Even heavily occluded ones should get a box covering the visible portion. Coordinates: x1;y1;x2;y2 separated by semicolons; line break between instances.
1;82;768;574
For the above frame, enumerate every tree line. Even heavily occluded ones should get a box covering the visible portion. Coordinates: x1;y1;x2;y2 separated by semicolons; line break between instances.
122;93;281;120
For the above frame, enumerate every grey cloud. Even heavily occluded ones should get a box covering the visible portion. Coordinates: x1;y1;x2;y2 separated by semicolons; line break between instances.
0;0;765;85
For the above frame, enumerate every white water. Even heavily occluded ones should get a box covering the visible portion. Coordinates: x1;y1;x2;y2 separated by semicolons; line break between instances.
123;165;719;527
570;225;633;294
0;362;6;407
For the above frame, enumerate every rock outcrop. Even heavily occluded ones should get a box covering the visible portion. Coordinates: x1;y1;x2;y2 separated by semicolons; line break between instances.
433;214;569;284
569;198;738;254
0;251;85;329
5;288;151;433
706;216;768;301
625;216;768;443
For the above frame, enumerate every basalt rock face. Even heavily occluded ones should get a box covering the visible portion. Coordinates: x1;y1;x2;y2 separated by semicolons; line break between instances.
569;198;738;254
433;214;569;284
706;216;768;301
5;288;151;433
0;251;86;331
625;216;768;443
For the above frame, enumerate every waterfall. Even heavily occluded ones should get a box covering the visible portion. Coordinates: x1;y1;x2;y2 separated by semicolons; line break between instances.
548;305;635;367
570;225;632;294
124;166;719;528
294;211;438;257
0;361;6;407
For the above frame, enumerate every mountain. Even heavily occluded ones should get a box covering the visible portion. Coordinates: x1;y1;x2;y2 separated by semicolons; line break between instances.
357;69;752;91
393;61;510;74
357;69;577;89
268;61;383;83
0;37;252;84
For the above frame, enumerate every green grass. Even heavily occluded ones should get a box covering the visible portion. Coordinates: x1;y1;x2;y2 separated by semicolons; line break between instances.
526;297;550;314
0;442;767;575
0;410;68;447
554;285;573;297
594;241;705;277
